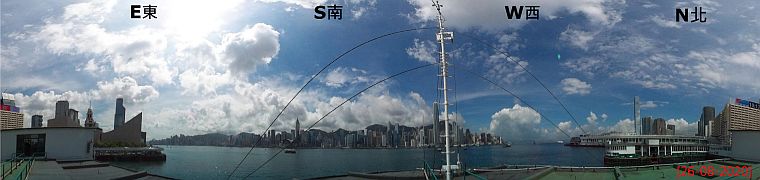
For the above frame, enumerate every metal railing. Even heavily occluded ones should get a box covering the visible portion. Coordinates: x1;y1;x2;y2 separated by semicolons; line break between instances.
464;169;487;180
2;153;41;180
2;153;24;178
424;161;438;180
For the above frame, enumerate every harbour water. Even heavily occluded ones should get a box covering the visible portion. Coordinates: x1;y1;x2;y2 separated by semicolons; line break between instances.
111;144;605;179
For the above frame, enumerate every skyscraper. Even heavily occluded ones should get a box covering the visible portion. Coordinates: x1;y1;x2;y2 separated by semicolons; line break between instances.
641;117;653;135
634;96;641;135
48;100;80;127
55;100;69;120
114;98;125;128
697;106;715;136
295;118;300;146
31;115;43;128
653;118;666;135
68;109;79;126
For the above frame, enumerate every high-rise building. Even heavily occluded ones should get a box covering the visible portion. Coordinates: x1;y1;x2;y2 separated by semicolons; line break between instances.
114;98;126;128
1;93;23;130
48;100;80;127
653;118;667;135
68;109;80;126
465;129;471;144
55;100;69;120
712;98;760;145
295;118;300;146
634;96;640;135
697;106;715;136
32;115;43;128
667;124;675;135
641;117;653;135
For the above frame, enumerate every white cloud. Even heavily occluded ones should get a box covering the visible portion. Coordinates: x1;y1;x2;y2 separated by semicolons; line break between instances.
9;76;157;128
651;15;681;28
407;0;625;32
255;0;376;20
92;77;160;104
562;57;605;77
666;118;698;135
152;79;435;135
585;111;607;125
489;104;542;139
10;91;89;128
406;38;438;63
560;28;598;50
178;68;233;96
561;78;592;95
607;118;635;133
496;32;523;50
32;0;175;85
485;55;529;84
219;23;281;75
321;67;377;88
640;100;667;109
558;121;573;132
608;53;680;90
681;46;760;92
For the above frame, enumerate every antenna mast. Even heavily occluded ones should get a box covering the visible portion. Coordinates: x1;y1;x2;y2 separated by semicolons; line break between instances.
432;1;454;179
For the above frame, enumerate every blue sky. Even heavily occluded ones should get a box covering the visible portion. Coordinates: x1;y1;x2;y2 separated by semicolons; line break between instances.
1;0;759;141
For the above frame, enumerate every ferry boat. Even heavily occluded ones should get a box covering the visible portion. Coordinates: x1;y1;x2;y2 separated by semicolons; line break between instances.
565;131;629;147
602;135;709;166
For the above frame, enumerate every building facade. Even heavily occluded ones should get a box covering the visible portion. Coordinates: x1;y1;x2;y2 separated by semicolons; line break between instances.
604;135;708;166
48;101;81;127
711;98;760;145
1;127;99;160
641;117;653;135
653;118;666;135
697;106;715;136
1;93;24;130
31;115;43;128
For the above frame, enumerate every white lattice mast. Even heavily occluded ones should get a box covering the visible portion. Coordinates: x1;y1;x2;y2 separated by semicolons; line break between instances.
432;1;454;179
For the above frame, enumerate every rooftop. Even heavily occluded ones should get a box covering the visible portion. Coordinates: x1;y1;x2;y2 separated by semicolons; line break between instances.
6;160;174;180
314;159;760;180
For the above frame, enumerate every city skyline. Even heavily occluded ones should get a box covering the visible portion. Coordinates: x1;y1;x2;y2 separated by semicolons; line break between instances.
2;0;759;141
149;120;503;148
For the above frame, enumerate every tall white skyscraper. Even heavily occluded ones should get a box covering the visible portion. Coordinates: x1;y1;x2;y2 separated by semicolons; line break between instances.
634;96;640;135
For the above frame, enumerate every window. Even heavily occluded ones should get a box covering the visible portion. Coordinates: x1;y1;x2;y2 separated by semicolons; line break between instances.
16;134;46;157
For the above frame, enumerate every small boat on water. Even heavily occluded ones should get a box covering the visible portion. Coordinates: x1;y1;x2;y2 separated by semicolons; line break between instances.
504;142;512;147
284;148;296;154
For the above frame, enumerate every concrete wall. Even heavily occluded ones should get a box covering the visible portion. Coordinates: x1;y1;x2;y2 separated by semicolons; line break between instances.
1;127;99;161
731;130;760;162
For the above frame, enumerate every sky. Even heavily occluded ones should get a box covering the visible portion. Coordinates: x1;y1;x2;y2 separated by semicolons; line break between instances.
1;0;759;141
